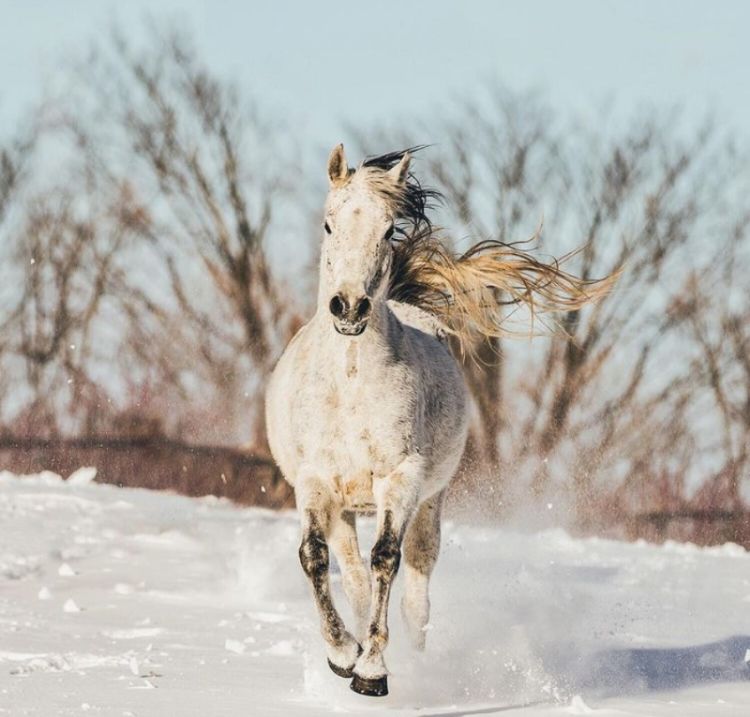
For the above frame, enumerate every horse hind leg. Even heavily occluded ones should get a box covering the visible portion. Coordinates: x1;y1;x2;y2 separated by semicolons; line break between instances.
297;480;361;677
401;489;444;651
329;511;370;641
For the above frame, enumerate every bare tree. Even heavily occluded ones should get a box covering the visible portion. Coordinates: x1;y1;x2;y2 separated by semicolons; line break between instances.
1;182;137;436
0;128;32;225
681;228;750;511
352;88;750;527
3;32;748;539
90;27;296;364
1;26;302;447
84;27;302;445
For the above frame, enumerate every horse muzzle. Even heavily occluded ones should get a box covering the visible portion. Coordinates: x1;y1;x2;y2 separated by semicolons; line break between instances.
329;293;372;336
333;320;368;336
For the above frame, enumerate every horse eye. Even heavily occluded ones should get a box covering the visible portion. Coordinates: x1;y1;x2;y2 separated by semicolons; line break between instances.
324;221;332;235
384;225;395;241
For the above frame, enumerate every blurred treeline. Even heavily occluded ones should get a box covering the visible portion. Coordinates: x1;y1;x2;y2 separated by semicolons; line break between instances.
1;28;748;539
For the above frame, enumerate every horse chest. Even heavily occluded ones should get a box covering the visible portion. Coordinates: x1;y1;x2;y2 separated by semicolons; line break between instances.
300;373;406;509
322;384;400;470
279;320;421;507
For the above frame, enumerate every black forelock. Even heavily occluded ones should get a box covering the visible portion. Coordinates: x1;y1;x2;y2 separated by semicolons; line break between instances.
361;146;443;232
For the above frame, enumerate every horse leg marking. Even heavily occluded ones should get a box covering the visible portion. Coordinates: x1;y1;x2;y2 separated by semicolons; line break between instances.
366;508;401;648
298;504;361;673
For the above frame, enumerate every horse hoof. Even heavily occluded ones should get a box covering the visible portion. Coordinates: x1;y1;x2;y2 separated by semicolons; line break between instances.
350;673;388;697
327;658;355;679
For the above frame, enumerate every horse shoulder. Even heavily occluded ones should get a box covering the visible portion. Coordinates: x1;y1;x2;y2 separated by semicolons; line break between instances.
266;319;318;478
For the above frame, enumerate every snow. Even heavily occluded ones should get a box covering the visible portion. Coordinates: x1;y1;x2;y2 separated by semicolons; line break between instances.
62;598;81;614
1;470;748;716
58;563;77;577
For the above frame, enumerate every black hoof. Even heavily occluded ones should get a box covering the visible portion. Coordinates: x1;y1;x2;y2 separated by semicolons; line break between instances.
350;673;388;697
327;658;355;679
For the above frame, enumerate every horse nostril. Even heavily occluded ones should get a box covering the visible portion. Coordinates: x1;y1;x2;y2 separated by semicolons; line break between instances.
329;294;347;318
355;297;371;320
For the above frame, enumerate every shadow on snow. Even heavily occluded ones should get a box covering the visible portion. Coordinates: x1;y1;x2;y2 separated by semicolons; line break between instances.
572;635;750;697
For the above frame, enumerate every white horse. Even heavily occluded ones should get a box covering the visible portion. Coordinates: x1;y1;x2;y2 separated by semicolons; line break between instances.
265;145;610;696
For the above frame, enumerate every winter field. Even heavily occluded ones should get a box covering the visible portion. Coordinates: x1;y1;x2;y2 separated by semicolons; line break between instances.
1;470;748;717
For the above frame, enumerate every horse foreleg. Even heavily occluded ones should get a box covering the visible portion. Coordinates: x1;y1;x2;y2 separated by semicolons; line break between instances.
401;488;444;650
350;457;422;697
329;510;370;641
297;481;362;677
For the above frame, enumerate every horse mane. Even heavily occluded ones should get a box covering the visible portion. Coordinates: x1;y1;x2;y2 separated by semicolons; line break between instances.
356;148;616;355
361;146;441;233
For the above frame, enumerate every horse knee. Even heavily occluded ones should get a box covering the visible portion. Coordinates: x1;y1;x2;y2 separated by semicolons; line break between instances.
371;528;401;577
299;532;329;580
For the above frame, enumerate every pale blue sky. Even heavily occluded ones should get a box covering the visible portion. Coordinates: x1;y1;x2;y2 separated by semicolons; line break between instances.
2;0;749;147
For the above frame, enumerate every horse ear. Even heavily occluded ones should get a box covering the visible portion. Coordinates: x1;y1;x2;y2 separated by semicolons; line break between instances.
387;152;411;186
327;144;349;185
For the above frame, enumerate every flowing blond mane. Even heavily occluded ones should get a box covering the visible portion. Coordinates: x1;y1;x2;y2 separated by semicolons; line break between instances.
357;148;616;355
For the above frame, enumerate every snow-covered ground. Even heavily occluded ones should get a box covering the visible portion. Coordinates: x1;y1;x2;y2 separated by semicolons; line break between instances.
1;470;748;717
